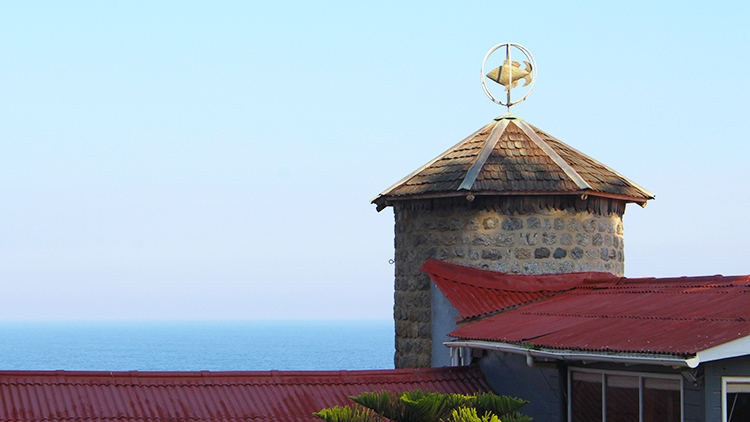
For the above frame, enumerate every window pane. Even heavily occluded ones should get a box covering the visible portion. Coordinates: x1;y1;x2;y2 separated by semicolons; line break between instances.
727;393;750;422
572;372;603;422
643;378;681;422
606;375;639;422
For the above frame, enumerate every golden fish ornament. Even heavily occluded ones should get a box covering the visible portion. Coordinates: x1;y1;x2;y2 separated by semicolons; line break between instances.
486;60;533;91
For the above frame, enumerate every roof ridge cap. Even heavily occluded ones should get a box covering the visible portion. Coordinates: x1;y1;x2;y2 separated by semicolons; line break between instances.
371;123;492;210
458;118;511;191
513;119;592;191
525;121;655;200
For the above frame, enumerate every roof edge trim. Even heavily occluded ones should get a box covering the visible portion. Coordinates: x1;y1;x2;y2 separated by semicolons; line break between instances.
514;119;592;191
530;126;656;200
375;190;647;206
445;340;698;368
696;335;750;365
371;124;492;208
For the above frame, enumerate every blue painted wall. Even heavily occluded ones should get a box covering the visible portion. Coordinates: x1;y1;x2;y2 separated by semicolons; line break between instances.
704;356;750;422
478;351;565;422
431;282;461;367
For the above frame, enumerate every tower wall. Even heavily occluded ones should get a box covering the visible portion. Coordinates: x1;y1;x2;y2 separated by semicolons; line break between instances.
392;195;627;368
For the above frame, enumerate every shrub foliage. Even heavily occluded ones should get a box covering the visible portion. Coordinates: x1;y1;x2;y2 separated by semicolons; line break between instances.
314;390;531;422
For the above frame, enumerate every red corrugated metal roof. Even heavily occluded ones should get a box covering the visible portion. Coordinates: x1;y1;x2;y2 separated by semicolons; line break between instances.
421;258;617;318
427;259;750;356
0;366;491;422
456;278;750;355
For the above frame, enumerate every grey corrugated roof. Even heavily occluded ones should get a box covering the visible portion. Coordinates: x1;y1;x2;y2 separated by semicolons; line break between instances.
373;113;654;211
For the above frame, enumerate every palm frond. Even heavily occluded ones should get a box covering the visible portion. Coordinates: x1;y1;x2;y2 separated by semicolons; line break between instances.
313;404;382;422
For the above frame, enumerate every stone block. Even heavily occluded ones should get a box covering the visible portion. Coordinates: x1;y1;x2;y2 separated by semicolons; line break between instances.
534;247;551;258
518;232;538;246
560;233;573;245
523;262;541;274
472;234;492;245
576;233;590;246
553;248;567;259
491;262;509;272
449;218;465;231
515;248;532;260
582;219;596;232
481;249;503;260
527;216;541;228
542;261;556;274
554;218;565;230
542;232;557;245
483;217;499;229
559;261;575;272
495;233;515;247
502;218;523;230
592;233;603;246
577;261;592;272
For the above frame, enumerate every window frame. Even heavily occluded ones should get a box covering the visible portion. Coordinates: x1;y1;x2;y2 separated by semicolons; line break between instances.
568;367;684;422
721;376;750;422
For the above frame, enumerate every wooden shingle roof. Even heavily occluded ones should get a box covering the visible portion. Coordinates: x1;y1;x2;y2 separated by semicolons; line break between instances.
373;113;653;211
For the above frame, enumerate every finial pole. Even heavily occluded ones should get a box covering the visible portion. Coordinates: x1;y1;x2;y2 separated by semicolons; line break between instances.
506;44;511;112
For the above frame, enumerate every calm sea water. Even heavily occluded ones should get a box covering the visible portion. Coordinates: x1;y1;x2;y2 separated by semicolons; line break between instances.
0;320;395;371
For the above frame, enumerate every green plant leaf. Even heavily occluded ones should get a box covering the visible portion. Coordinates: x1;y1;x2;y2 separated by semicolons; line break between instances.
314;405;382;422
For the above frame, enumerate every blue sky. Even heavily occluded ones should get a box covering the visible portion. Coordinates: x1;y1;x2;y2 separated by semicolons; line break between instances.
0;1;748;320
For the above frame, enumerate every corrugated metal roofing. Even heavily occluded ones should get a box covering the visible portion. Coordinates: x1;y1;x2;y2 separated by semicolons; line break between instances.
373;114;653;210
422;258;617;318
0;366;491;422
433;259;750;356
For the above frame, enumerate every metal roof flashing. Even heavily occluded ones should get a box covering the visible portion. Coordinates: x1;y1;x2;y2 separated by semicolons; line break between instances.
444;340;700;369
372;114;653;211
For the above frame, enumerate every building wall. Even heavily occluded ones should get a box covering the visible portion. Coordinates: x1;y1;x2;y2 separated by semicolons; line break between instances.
392;196;627;368
479;351;565;422
431;283;461;367
478;356;704;422
704;356;750;422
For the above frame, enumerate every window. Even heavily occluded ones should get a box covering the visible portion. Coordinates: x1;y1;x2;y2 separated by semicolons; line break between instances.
569;369;682;422
722;377;750;422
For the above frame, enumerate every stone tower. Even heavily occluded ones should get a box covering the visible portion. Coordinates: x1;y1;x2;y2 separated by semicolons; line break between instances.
372;112;653;368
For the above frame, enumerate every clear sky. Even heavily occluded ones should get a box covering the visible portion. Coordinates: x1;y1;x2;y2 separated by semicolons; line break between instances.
1;1;748;320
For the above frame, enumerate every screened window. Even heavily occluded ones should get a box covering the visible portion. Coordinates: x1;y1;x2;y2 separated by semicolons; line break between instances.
570;369;682;422
723;378;750;422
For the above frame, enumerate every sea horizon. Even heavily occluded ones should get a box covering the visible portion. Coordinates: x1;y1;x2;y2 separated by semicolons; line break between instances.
0;319;395;372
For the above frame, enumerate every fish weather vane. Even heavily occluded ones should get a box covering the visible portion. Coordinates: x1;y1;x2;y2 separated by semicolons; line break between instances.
481;43;537;111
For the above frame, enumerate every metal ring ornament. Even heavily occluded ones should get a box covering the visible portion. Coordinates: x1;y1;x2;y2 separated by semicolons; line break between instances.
481;43;537;107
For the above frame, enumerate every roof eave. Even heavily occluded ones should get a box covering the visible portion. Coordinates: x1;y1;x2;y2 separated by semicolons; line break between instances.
372;190;650;211
695;335;750;365
445;340;699;368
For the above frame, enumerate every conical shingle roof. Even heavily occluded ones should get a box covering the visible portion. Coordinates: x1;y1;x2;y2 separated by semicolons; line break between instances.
372;113;653;211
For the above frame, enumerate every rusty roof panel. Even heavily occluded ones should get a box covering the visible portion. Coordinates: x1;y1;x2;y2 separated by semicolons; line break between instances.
373;114;653;208
0;367;491;422
429;259;750;355
422;258;617;318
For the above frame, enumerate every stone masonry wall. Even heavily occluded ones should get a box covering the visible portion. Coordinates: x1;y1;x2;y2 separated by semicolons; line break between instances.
392;197;626;368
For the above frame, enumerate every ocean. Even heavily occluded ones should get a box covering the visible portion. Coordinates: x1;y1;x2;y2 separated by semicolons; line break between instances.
0;320;395;372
